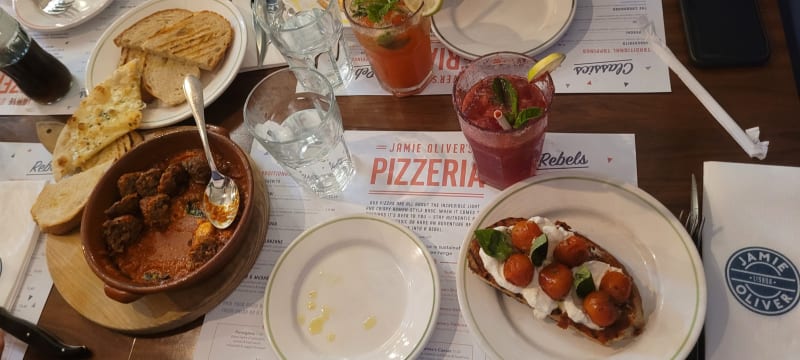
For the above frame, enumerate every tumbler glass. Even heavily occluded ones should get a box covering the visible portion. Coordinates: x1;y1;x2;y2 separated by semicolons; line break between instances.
254;0;354;89
0;8;72;104
453;52;555;190
344;0;434;97
244;67;355;197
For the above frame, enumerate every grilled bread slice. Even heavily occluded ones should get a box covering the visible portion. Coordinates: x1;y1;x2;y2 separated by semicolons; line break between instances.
140;10;233;71
466;217;646;345
113;8;193;48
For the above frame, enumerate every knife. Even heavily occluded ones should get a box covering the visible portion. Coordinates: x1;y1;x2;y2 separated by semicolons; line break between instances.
251;0;269;66
0;307;91;358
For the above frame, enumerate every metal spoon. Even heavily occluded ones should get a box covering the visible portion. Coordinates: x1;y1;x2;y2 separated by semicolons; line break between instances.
183;75;240;229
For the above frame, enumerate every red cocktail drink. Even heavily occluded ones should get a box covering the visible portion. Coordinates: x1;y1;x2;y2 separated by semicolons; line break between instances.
453;52;555;189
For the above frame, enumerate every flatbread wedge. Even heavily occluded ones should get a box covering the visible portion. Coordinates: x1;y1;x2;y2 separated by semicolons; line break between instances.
52;59;145;180
466;216;646;345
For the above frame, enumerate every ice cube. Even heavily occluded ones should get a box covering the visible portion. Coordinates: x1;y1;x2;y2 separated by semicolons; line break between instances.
256;120;294;142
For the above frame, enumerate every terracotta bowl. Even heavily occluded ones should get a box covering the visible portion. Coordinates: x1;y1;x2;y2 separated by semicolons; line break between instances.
81;128;255;303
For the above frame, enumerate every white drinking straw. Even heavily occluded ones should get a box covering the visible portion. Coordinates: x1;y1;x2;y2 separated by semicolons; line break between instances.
493;110;513;130
639;16;769;160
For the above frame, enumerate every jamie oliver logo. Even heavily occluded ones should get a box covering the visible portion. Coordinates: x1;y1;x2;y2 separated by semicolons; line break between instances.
726;247;799;316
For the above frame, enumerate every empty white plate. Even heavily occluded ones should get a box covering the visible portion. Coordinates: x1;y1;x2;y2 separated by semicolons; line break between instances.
264;214;440;359
432;0;577;60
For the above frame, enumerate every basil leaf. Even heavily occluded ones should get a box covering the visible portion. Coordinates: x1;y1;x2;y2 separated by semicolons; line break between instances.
529;233;548;266
514;107;543;128
573;266;596;298
474;228;514;262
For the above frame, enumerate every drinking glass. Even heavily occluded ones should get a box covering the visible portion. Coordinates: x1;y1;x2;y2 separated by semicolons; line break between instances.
344;0;433;97
0;8;72;104
244;67;355;197
254;0;353;89
453;52;555;190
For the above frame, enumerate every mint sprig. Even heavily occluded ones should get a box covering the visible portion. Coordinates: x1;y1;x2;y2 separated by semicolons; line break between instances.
491;76;543;129
352;0;399;23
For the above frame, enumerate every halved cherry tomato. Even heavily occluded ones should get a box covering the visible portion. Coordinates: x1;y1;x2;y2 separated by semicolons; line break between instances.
538;263;573;300
510;220;543;253
600;271;632;304
503;253;534;287
583;291;619;327
553;234;592;267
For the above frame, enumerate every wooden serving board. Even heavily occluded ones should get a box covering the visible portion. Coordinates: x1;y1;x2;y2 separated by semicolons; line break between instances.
46;175;269;335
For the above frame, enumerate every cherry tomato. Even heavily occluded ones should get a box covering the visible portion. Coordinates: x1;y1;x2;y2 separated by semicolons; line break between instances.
538;263;573;300
600;271;633;304
503;253;534;287
583;291;619;327
553;234;592;267
510;220;543;253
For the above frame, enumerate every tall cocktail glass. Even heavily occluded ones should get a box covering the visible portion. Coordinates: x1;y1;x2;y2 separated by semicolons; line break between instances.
453;52;555;190
244;67;355;197
344;0;434;97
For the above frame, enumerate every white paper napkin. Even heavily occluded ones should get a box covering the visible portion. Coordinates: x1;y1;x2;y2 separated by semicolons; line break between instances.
0;180;47;309
703;162;800;359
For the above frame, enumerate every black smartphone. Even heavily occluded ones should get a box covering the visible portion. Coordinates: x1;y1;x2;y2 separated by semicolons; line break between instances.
679;0;770;67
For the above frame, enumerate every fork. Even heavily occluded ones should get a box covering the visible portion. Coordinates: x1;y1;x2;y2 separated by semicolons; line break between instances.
680;173;706;360
39;0;75;15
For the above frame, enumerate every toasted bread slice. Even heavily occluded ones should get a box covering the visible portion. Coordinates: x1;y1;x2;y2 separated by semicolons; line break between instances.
53;59;144;181
466;217;646;345
30;161;113;235
140;10;233;71
142;53;200;106
119;47;155;103
114;8;194;48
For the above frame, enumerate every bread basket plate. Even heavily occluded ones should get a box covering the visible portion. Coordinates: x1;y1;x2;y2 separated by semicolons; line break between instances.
13;0;114;33
456;172;706;359
85;0;247;129
264;214;439;359
432;0;576;60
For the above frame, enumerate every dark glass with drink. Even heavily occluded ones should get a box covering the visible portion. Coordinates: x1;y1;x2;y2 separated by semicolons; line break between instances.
0;8;72;104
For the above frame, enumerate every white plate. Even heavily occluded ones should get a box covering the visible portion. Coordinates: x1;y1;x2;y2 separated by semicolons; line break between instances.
264;214;440;359
85;0;247;129
432;0;576;60
13;0;114;33
457;172;706;359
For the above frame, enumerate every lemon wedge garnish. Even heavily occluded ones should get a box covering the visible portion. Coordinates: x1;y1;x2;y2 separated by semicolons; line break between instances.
527;52;566;81
405;0;443;16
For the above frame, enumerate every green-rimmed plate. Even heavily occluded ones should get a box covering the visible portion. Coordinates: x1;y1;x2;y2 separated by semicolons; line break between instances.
264;214;440;359
85;0;247;129
456;172;706;359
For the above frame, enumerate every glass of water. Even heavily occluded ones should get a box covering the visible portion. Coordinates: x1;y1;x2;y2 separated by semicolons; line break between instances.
254;0;353;88
244;67;355;197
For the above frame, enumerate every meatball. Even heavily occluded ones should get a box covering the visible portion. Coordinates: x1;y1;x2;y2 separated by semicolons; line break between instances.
139;194;171;229
182;154;210;184
117;172;141;196
157;163;189;196
104;193;141;218
135;168;162;197
103;215;143;254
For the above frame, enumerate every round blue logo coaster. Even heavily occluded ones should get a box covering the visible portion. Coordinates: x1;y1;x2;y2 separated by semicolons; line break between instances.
726;247;799;316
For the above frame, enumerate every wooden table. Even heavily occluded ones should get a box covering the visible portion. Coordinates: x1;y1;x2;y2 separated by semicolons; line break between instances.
1;0;797;358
